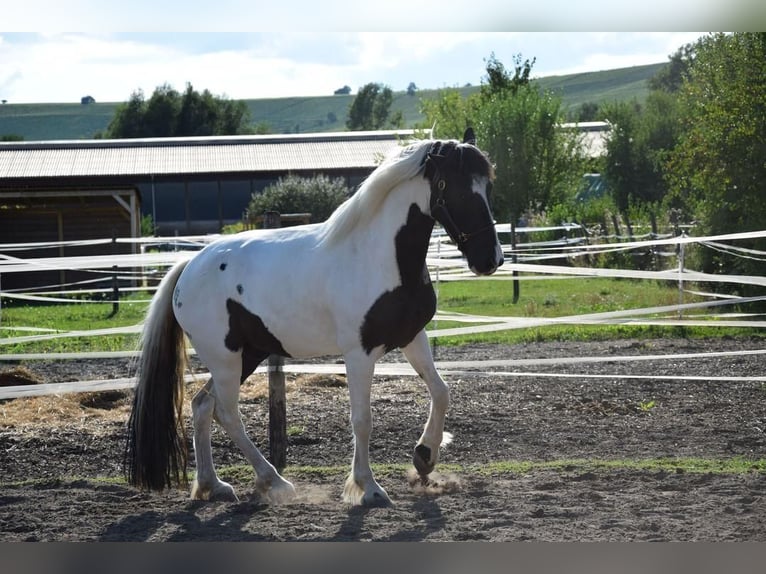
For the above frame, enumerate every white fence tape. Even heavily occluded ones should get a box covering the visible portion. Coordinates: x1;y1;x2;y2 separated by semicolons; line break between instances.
2;348;765;400
2;227;765;355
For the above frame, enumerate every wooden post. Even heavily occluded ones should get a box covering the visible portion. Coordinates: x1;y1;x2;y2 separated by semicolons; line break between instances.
263;211;287;471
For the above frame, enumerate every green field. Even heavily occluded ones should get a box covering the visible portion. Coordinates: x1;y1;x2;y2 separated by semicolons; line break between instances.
0;275;759;356
0;63;664;141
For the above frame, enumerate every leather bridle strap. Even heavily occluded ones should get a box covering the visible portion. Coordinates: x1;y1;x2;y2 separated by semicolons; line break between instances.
429;176;496;248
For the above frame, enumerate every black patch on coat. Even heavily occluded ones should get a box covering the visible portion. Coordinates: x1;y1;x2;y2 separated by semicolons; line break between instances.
224;299;291;383
236;284;243;295
360;204;437;354
219;263;227;271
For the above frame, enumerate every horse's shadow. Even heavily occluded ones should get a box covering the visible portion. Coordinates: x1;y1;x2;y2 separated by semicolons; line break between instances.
99;490;446;542
332;496;446;542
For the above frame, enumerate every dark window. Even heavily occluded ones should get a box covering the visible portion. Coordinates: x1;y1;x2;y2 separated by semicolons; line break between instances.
221;180;253;221
153;182;185;222
188;181;219;221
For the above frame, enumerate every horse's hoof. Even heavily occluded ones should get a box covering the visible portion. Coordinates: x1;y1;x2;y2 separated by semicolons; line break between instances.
413;444;435;476
191;479;239;502
362;490;393;508
266;479;297;505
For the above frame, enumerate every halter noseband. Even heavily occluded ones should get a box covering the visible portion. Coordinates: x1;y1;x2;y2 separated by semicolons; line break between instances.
427;147;496;248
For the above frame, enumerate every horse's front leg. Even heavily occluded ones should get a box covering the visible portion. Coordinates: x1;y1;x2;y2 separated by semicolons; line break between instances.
402;330;451;479
342;349;391;507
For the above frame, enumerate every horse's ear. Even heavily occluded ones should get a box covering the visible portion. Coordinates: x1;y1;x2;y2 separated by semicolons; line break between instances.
463;127;477;146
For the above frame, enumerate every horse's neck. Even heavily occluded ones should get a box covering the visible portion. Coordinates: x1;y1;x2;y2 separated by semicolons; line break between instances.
373;178;431;241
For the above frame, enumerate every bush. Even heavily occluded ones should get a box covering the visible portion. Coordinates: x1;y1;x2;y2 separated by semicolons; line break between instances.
246;174;350;225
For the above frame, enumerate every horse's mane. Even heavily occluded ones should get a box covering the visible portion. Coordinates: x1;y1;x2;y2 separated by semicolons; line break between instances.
317;139;434;247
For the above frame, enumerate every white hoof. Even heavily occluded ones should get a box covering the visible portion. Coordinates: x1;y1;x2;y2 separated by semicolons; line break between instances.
191;479;239;502
256;475;297;505
266;477;297;505
342;473;392;507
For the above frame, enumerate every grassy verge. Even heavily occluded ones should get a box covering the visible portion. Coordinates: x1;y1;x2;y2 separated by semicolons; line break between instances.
3;456;762;490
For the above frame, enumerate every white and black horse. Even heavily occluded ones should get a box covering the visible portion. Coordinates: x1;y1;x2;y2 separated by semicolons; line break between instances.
125;130;503;506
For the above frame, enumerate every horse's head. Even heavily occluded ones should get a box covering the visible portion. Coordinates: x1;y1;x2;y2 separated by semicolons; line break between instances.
424;129;504;276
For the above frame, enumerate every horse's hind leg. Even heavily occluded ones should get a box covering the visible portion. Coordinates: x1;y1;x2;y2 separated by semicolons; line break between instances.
206;363;296;504
402;330;451;478
190;379;238;502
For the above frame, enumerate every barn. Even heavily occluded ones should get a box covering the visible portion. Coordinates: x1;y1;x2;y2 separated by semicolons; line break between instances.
0;130;421;290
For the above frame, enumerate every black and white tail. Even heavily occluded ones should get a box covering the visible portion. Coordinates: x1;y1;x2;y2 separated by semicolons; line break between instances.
125;260;190;491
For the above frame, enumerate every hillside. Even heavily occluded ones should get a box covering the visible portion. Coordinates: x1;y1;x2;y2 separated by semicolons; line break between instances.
0;62;665;141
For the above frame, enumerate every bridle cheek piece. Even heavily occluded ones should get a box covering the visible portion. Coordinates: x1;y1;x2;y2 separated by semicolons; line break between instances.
429;176;495;248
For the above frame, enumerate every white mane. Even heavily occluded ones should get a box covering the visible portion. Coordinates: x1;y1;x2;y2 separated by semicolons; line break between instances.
317;139;435;247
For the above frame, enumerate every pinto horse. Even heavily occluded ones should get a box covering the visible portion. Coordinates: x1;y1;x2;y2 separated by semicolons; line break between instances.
125;130;503;506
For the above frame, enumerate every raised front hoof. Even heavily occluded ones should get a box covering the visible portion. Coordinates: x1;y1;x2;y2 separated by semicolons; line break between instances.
190;479;239;503
342;474;392;507
413;444;435;477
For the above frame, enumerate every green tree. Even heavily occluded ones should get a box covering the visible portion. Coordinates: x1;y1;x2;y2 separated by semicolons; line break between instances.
666;32;766;289
346;83;399;130
105;83;251;138
601;90;681;238
246;174;349;225
649;43;696;93
422;54;585;224
419;87;479;140
475;54;585;223
602;100;642;215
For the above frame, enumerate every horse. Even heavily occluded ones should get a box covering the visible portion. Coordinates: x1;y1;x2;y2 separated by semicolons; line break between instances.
125;129;504;507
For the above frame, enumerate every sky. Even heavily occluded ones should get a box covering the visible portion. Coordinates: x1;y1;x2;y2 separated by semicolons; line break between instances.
0;32;713;104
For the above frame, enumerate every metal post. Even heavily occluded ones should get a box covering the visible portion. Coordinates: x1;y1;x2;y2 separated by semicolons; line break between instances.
263;210;287;471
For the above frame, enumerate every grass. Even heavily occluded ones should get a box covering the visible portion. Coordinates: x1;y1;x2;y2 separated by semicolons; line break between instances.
429;276;761;346
0;291;149;354
4;455;760;490
1;278;761;355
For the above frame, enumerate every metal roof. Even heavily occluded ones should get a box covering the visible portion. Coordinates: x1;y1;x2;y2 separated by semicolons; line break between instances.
0;130;423;180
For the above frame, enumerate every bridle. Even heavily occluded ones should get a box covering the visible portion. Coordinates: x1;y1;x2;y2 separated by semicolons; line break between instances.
426;145;496;249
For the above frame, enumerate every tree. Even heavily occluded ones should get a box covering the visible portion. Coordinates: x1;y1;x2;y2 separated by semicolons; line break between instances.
421;54;585;224
105;83;252;138
665;32;766;290
475;54;585;223
649;43;696;93
575;101;601;122
480;52;535;98
419;87;479;140
346;83;399;131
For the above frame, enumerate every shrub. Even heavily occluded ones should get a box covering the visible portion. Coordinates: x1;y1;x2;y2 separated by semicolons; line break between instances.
246;175;350;225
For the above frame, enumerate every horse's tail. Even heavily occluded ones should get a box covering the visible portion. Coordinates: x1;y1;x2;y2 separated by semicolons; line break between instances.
125;259;191;491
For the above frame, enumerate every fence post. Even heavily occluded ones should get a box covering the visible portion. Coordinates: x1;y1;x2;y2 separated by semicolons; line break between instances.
111;230;119;317
678;232;686;320
263;210;287;471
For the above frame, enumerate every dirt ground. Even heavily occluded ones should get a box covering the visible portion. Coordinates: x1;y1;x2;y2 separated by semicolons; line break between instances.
1;337;765;541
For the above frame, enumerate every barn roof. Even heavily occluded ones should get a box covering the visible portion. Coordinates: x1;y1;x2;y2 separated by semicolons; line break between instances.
0;130;423;180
